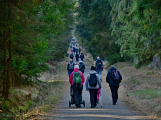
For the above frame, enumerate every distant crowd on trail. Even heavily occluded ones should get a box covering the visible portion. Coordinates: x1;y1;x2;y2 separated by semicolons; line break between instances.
67;37;122;108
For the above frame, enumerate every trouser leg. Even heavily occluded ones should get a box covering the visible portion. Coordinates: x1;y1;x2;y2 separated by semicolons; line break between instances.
99;70;102;80
115;86;119;103
94;89;98;106
72;85;78;107
78;85;83;106
89;89;95;107
68;70;72;78
110;86;117;104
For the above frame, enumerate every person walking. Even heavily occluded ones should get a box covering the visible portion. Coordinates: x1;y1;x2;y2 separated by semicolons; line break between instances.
95;57;103;81
79;47;81;55
73;47;75;55
86;66;101;108
78;60;85;73
70;53;74;60
106;65;122;105
67;59;75;78
75;47;79;54
69;65;85;108
75;52;79;62
80;53;84;61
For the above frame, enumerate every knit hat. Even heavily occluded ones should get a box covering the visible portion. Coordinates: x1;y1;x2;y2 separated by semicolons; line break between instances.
74;65;79;69
91;66;95;70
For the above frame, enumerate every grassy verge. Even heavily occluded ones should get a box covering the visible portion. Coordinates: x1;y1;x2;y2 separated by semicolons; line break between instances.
0;62;68;120
114;62;161;119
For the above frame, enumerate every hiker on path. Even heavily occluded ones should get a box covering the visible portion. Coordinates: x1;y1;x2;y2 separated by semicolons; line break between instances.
71;48;73;54
86;66;101;108
69;65;85;108
78;60;85;73
67;59;75;78
70;53;74;60
95;57;103;81
73;47;75;55
106;65;122;105
76;47;79;54
75;52;79;62
79;47;81;55
80;53;84;61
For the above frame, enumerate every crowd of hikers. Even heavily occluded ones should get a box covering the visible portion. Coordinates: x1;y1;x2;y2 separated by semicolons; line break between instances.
67;38;122;108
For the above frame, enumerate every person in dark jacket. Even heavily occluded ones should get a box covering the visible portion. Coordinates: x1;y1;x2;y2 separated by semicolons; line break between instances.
75;47;79;54
80;53;84;61
75;53;79;62
86;66;101;108
106;65;122;105
95;57;104;81
67;59;75;78
79;47;81;55
73;47;75;55
78;60;85;73
70;53;74;60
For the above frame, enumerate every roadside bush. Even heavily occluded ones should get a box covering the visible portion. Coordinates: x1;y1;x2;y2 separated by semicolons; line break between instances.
108;53;124;65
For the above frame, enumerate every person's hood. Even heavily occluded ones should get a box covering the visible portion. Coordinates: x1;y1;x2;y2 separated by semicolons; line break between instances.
79;60;83;63
109;65;116;70
74;68;79;72
89;70;97;74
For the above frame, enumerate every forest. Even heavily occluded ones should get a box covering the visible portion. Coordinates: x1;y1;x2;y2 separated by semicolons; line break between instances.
0;0;75;99
0;0;161;119
76;0;161;66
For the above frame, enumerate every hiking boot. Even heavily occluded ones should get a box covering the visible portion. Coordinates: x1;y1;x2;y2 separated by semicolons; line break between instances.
76;104;79;108
113;103;116;105
91;106;94;108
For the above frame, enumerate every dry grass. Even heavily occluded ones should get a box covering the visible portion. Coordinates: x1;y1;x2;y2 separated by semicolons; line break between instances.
114;62;161;119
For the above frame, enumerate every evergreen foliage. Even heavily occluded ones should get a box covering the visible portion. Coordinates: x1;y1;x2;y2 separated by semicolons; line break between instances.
0;0;75;98
76;0;161;66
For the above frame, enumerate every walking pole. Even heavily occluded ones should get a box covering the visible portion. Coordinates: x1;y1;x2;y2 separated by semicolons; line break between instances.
100;89;102;107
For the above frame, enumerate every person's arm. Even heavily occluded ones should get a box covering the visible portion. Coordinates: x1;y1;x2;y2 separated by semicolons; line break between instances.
69;72;73;84
118;71;122;83
80;72;85;83
95;60;97;68
106;71;110;83
67;63;69;70
101;60;104;68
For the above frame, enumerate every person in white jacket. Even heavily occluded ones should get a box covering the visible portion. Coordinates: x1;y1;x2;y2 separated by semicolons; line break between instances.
86;66;101;108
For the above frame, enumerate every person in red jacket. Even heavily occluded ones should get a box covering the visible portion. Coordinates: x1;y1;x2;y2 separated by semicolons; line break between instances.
69;65;85;108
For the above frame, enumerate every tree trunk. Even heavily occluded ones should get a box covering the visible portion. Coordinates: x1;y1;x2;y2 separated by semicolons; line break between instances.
3;0;7;98
5;0;12;98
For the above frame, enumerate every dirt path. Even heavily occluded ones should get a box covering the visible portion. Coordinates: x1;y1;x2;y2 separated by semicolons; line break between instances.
45;57;151;120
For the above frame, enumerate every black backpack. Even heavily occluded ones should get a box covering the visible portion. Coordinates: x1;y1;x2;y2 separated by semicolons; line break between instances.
89;74;97;86
96;59;102;68
79;63;84;70
112;70;120;81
